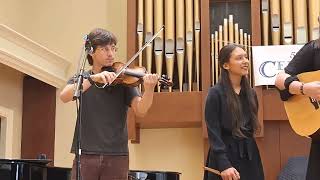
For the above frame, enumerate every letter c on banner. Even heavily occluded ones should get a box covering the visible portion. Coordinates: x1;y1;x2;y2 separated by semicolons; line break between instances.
259;61;276;78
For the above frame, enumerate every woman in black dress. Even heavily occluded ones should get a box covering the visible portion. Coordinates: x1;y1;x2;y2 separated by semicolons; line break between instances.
204;44;264;180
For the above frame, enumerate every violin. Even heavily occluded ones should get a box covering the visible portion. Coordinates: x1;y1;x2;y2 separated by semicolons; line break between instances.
101;62;173;88
97;26;167;89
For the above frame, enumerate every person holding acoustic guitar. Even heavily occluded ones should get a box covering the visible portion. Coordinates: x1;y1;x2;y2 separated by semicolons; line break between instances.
275;16;320;180
204;44;264;180
60;28;158;180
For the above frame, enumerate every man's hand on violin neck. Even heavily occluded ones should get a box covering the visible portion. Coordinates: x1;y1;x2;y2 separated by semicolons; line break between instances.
91;71;116;84
143;74;158;91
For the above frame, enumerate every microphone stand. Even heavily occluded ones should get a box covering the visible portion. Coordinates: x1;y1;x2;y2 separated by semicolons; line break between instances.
72;37;92;180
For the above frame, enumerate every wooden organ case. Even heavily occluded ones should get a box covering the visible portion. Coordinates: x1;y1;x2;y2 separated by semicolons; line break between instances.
127;0;320;179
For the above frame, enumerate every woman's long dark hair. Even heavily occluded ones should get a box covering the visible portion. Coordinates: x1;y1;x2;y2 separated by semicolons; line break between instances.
218;44;260;137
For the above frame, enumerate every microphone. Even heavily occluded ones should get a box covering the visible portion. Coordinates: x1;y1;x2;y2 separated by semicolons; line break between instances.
84;35;93;54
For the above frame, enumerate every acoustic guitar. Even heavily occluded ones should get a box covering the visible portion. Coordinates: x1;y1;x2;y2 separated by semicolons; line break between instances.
284;70;320;137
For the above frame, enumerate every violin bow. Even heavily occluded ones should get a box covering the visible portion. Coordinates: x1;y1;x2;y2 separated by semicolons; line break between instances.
103;26;165;88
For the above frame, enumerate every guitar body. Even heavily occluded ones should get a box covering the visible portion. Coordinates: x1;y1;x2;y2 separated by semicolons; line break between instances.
284;70;320;137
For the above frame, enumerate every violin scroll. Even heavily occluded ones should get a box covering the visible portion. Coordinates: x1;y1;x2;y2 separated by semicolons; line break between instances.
159;74;173;88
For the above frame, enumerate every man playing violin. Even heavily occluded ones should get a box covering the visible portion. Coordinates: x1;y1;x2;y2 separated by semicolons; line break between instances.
60;28;158;180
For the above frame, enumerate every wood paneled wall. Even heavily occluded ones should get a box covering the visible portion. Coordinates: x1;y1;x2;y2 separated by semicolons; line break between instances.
257;121;310;180
21;76;56;165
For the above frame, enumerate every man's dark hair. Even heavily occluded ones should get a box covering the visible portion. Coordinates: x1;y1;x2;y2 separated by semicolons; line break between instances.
86;28;118;65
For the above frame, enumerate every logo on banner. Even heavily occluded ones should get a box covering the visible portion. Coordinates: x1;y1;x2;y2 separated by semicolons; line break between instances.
252;45;303;86
258;52;296;78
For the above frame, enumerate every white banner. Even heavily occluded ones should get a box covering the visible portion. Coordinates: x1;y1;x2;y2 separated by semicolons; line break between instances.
252;45;303;86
